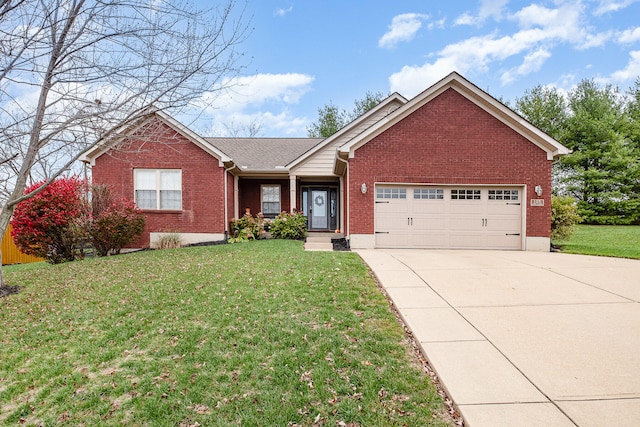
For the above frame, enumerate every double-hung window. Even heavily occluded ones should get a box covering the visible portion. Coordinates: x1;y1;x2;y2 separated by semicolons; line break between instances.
261;184;280;216
134;169;182;210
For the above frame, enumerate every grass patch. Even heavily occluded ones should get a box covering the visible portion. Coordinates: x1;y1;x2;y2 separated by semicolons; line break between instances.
554;225;640;259
0;240;452;426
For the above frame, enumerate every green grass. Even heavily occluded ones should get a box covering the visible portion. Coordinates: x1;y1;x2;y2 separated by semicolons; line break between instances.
554;225;640;259
0;240;452;426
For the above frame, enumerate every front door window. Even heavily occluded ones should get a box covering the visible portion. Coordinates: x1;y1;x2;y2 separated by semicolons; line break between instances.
311;190;328;229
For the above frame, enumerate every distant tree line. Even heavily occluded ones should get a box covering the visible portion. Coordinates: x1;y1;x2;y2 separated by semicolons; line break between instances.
516;79;640;225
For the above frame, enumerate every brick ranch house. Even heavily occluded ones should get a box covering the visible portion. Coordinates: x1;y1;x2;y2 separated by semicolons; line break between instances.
82;72;570;251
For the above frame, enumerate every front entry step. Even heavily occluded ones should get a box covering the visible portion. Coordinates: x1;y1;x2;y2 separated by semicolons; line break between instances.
304;235;333;251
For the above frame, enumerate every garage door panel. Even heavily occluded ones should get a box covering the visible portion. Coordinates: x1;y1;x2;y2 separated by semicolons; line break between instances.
486;218;521;233
449;216;483;231
412;215;446;229
450;232;484;249
411;201;446;214
450;202;483;214
485;233;522;250
374;185;523;250
376;218;407;232
487;203;521;215
410;231;448;248
375;232;409;248
375;200;408;213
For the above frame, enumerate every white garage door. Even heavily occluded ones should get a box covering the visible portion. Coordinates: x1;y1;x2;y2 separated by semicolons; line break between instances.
375;185;522;250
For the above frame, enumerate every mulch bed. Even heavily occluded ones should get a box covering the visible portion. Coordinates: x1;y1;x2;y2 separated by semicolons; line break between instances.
0;285;20;299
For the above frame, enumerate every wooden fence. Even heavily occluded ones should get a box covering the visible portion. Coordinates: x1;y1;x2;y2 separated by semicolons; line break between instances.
2;224;44;265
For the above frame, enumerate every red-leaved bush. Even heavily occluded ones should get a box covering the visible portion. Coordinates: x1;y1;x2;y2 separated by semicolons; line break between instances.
11;177;88;263
11;179;146;262
90;197;145;256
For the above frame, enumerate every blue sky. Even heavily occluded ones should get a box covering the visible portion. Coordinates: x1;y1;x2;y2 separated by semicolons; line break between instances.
192;0;640;137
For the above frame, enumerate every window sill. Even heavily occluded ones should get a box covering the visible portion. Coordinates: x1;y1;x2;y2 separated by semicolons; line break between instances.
140;209;183;214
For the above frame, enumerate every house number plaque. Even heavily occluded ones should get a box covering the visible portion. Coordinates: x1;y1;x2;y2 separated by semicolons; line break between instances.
530;199;544;206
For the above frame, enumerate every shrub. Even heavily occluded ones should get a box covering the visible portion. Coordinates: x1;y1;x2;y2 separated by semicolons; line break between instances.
229;212;265;243
89;186;145;256
11;177;88;264
269;211;307;240
551;195;582;241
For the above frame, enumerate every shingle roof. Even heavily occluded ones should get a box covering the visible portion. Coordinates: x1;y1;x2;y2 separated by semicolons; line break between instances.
205;137;324;171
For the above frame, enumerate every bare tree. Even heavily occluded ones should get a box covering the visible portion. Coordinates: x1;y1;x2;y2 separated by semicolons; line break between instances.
223;119;264;137
0;0;249;288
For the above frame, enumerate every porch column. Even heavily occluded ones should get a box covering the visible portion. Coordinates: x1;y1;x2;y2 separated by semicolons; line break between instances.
289;175;297;213
234;175;239;219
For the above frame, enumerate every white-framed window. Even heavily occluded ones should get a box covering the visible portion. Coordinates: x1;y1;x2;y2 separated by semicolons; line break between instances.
488;189;519;201
134;169;182;210
414;188;444;200
261;184;280;216
376;187;407;199
451;189;481;200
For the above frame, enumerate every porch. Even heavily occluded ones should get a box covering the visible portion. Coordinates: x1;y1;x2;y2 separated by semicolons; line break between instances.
235;177;342;233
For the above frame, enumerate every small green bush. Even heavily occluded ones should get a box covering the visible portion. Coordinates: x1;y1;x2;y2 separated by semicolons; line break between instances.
229;212;265;243
269;211;307;240
552;195;582;241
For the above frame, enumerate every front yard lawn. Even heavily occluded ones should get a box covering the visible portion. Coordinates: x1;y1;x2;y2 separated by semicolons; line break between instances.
554;225;640;259
0;240;453;426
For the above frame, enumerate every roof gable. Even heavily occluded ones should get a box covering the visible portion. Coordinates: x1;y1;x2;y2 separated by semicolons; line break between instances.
337;72;570;163
81;110;232;167
287;93;408;170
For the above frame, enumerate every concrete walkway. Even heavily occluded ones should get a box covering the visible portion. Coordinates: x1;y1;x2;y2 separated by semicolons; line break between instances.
355;249;640;427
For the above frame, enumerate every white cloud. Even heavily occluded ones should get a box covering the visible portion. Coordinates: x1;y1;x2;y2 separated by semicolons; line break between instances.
200;73;314;112
501;48;551;85
428;18;446;30
609;50;640;82
594;0;640;15
479;0;509;21
389;2;603;97
618;26;640;43
455;0;509;26
275;6;293;17
191;73;314;136
512;3;585;43
209;110;309;137
378;13;429;49
579;31;613;49
389;57;463;98
455;12;476;26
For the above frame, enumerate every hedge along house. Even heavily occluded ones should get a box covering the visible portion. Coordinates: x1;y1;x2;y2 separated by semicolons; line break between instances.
82;72;570;250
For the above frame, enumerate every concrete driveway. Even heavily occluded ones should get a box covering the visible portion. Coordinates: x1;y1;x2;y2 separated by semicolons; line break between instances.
355;249;640;427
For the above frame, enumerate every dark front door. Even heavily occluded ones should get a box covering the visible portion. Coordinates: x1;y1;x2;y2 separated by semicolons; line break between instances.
303;186;338;231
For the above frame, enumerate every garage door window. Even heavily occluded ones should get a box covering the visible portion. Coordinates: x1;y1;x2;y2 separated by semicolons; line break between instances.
376;187;406;199
488;189;519;200
414;188;444;199
451;189;481;200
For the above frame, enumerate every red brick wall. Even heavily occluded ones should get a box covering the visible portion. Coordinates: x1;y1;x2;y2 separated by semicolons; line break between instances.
92;118;226;247
348;88;552;237
238;178;290;217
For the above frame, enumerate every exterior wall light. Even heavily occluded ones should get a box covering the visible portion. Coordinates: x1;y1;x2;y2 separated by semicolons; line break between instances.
535;185;543;196
361;183;367;194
